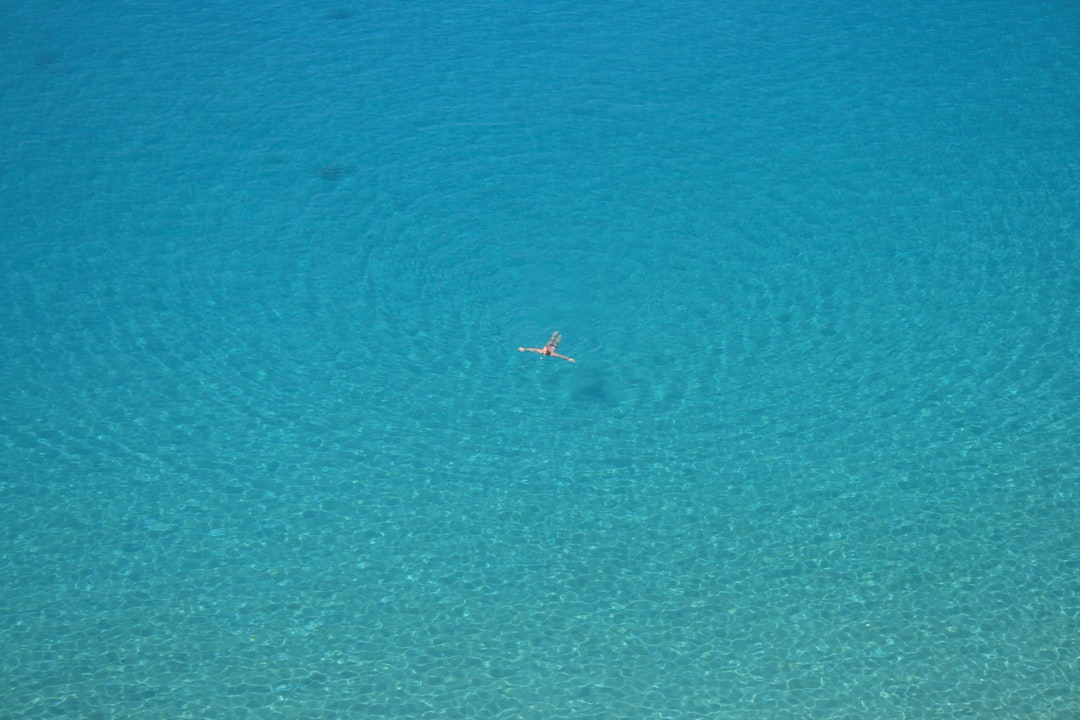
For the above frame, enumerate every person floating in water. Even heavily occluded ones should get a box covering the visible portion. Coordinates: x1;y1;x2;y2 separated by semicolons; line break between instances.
519;331;575;362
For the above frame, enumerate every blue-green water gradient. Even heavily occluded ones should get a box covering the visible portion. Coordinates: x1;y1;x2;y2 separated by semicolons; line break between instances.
2;0;1078;717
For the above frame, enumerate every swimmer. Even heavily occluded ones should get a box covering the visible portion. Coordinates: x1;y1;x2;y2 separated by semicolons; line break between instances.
519;331;575;362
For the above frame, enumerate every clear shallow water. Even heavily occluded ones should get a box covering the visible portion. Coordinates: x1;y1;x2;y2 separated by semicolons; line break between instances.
2;0;1078;717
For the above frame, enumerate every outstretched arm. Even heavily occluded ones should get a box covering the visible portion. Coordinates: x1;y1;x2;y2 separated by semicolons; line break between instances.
518;346;574;361
519;331;574;361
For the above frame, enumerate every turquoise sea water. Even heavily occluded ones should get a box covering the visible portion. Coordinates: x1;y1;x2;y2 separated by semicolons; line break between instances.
2;0;1078;717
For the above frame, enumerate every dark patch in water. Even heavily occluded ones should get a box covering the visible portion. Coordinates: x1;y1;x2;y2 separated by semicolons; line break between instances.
325;7;354;21
315;164;356;182
34;49;60;68
573;372;614;405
